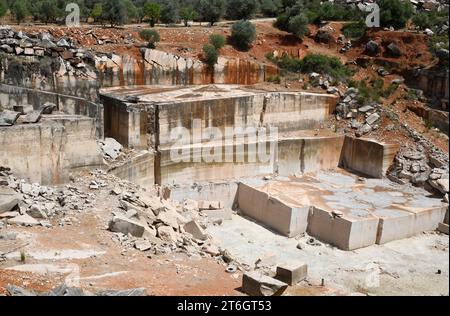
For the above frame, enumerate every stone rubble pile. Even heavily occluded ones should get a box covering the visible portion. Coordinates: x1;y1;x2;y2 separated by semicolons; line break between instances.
107;192;235;262
335;87;382;137
386;112;449;197
0;27;96;79
5;283;146;296
0;102;57;127
0;167;94;227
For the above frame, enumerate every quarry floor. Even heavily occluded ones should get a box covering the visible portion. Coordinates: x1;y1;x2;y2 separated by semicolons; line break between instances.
1;173;448;296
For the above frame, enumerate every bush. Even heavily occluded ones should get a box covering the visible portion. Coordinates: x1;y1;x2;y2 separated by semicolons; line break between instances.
412;9;448;31
203;44;219;68
342;20;367;40
379;0;414;30
139;29;160;48
267;75;281;84
209;34;226;50
230;20;256;51
271;53;352;81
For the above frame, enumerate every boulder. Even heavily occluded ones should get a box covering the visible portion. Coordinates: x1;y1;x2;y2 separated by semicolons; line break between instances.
0;188;20;214
386;42;401;57
27;205;48;219
365;40;379;54
366;113;380;125
0;111;21;126
275;263;308;286
40;102;57;114
7;214;39;226
100;138;122;160
23;110;43;124
108;215;148;237
157;226;179;243
430;178;449;194
183;220;208;241
57;38;70;48
241;272;288;296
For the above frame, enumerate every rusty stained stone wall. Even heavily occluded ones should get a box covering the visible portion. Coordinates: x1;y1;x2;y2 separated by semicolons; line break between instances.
97;50;278;87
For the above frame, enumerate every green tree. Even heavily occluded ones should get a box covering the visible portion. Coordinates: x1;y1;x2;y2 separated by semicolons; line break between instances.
102;0;127;27
11;0;28;24
139;29;160;48
209;34;225;50
379;0;414;30
144;1;161;27
124;0;138;22
91;3;103;22
197;0;226;26
180;5;197;27
39;0;61;24
159;0;178;25
287;13;309;38
203;43;218;68
260;0;282;17
230;20;256;51
226;0;257;20
0;0;8;20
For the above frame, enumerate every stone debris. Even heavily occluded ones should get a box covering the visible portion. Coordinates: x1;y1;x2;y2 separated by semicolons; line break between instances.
389;144;449;196
5;283;146;296
241;272;288;296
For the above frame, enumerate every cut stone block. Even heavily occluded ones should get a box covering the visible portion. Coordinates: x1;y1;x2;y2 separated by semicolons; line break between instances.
238;183;310;237
241;272;288;296
438;223;449;235
275;263;308;285
183;220;208;240
307;206;379;250
7;214;39;226
202;208;233;221
0;188;20;214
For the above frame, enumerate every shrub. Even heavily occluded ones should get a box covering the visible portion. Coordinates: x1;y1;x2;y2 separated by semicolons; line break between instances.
209;34;226;50
299;54;352;81
230;20;256;51
267;75;281;84
139;29;160;48
203;43;219;68
379;0;414;30
270;53;352;81
342;20;367;40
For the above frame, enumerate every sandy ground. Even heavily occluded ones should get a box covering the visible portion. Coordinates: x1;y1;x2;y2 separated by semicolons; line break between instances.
0;178;242;296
